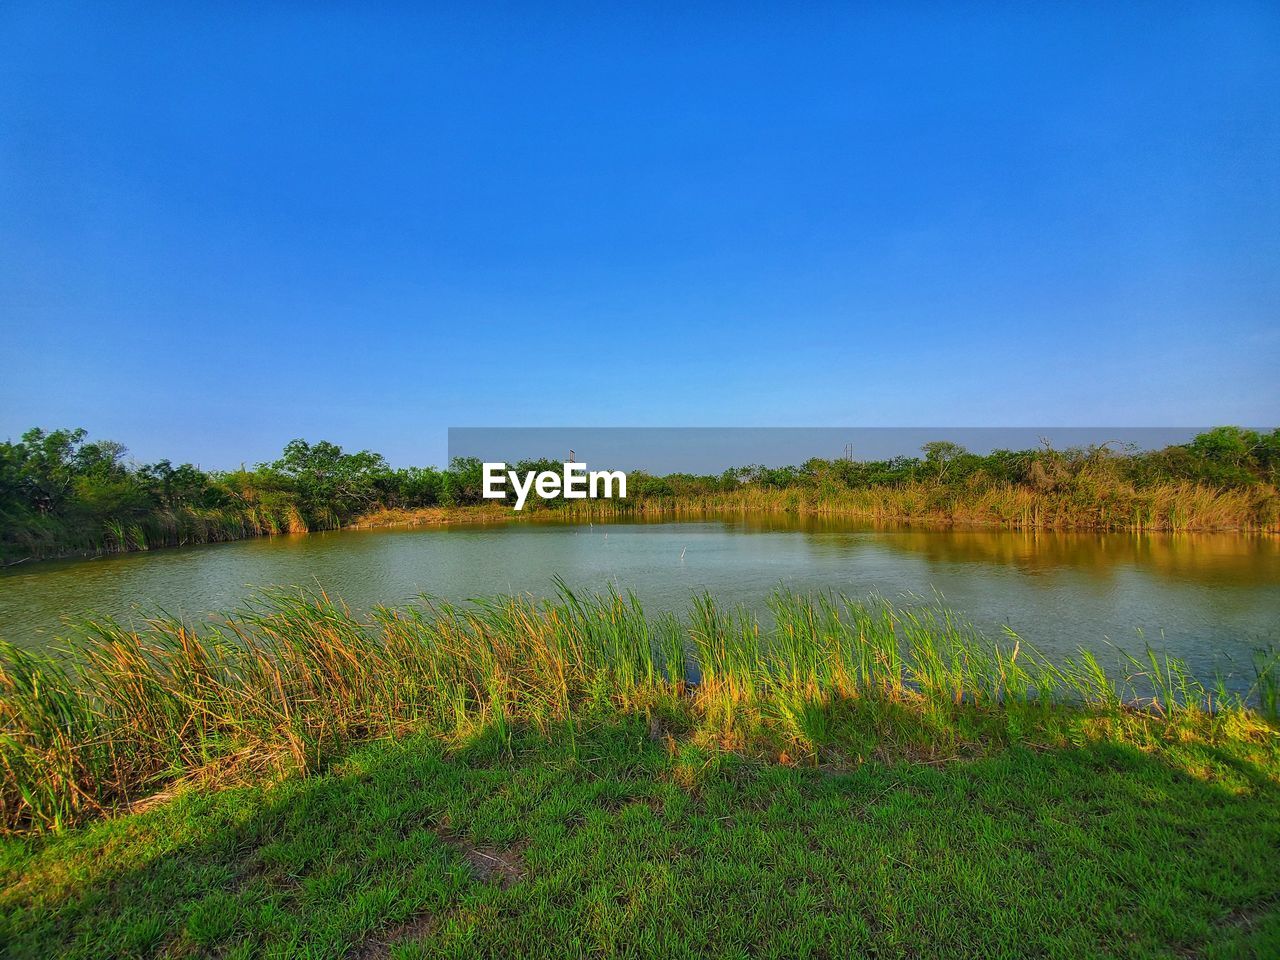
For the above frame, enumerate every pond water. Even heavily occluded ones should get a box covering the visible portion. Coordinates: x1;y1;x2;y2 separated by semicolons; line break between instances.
2;515;1277;688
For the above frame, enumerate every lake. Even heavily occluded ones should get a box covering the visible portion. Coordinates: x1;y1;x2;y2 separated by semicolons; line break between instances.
2;515;1278;689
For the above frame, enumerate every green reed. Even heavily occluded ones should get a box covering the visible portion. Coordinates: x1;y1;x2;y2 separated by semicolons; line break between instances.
1254;644;1280;721
1;585;1275;834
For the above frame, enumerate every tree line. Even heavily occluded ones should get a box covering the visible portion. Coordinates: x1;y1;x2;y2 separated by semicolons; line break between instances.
623;428;1280;498
2;426;1277;560
0;431;481;560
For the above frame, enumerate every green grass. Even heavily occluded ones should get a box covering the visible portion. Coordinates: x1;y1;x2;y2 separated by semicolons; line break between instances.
2;585;1277;835
2;585;1278;956
2;716;1277;959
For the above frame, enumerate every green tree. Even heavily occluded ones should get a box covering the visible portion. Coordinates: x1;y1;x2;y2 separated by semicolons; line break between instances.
270;439;389;521
921;441;968;482
442;457;486;505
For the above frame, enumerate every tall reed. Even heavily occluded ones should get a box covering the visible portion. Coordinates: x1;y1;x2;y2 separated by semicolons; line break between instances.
554;481;1280;532
1;586;1274;834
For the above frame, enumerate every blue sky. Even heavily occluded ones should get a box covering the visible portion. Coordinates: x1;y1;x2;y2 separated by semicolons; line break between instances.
2;3;1277;468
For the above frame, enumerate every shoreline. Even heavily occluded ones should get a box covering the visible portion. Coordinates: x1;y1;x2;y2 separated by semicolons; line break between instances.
5;492;1277;571
350;499;1280;535
4;585;1276;835
1;506;516;568
3;585;1278;957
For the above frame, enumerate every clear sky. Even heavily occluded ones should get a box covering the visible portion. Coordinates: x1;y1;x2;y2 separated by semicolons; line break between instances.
2;3;1277;468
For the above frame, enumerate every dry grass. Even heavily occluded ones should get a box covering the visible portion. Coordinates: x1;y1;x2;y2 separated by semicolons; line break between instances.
346;504;514;529
554;480;1280;531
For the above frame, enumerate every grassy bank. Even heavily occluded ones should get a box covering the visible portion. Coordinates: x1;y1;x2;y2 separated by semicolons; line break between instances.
3;586;1277;834
4;716;1278;959
1;586;1278;957
1;503;312;566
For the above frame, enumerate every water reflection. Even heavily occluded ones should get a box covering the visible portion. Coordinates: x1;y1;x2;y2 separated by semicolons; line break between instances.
1;515;1276;690
807;526;1279;586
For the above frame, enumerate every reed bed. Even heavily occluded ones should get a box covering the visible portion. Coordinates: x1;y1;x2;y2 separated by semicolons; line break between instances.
5;504;317;563
345;504;514;529
1;585;1275;834
555;481;1280;531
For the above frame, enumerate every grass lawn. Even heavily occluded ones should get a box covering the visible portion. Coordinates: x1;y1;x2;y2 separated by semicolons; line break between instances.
3;713;1278;959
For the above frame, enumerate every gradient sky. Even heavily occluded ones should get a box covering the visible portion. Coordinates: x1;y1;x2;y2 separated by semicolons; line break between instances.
2;3;1277;468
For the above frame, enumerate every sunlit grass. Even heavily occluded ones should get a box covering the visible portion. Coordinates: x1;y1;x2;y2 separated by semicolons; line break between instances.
2;717;1278;959
2;585;1276;835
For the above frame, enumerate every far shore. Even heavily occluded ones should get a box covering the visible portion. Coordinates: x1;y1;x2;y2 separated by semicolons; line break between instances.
348;493;1280;536
6;494;1278;571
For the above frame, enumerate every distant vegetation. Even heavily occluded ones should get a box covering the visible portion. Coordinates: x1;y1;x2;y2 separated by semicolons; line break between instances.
387;426;1280;532
586;427;1280;532
2;426;1278;562
0;430;473;561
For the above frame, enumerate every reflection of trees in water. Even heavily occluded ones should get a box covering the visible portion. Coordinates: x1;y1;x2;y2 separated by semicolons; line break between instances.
801;523;1279;587
535;509;1280;588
